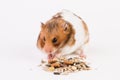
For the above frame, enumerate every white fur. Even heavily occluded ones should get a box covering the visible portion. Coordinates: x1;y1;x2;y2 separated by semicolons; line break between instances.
60;10;87;55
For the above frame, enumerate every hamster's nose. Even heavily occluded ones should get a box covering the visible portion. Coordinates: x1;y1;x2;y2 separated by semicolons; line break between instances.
44;47;53;54
46;49;52;53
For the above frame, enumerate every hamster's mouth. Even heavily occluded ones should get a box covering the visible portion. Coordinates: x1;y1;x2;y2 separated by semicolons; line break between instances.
48;50;60;59
48;54;56;59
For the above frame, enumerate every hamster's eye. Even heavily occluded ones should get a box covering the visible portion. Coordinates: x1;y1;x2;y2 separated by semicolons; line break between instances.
43;37;46;42
52;38;57;43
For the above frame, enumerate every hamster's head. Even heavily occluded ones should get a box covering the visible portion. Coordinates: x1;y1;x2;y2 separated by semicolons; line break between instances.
37;18;75;59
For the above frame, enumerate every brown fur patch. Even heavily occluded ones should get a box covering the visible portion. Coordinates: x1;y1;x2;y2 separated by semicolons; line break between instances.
53;12;62;19
37;17;76;51
37;33;45;49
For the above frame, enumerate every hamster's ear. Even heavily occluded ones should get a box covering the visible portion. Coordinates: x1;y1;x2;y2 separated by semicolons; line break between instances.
40;22;44;28
63;22;69;31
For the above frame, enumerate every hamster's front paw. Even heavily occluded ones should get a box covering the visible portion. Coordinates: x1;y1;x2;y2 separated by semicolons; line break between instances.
80;53;86;59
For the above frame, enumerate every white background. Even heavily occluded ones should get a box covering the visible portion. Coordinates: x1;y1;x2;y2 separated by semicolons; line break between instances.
0;0;120;80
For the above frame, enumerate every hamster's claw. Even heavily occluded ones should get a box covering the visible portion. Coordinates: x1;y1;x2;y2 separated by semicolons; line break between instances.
80;53;86;59
79;49;86;59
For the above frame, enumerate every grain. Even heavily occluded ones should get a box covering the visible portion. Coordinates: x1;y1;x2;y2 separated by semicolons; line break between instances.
40;57;90;75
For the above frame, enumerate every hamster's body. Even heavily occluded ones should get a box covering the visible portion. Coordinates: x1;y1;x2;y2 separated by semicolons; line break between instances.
37;10;89;59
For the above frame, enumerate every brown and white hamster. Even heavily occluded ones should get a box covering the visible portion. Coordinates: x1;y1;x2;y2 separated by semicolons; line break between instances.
37;10;89;59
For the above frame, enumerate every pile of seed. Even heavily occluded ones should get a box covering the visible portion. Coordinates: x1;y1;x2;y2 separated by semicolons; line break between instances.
40;57;90;75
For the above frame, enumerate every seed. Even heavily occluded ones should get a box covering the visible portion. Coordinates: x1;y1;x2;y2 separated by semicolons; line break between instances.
48;67;55;71
55;68;63;73
41;60;46;64
59;57;66;61
68;58;72;60
74;59;79;63
67;66;73;72
84;64;90;68
71;66;77;71
63;68;66;72
54;72;61;75
45;64;51;67
48;59;57;64
51;62;60;68
64;60;74;65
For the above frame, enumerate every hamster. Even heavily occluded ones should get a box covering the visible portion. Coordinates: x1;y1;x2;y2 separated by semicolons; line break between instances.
37;10;89;59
